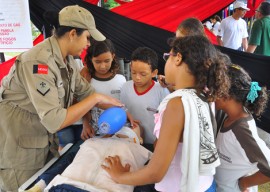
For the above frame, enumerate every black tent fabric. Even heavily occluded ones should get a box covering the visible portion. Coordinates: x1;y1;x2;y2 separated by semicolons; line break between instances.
29;0;174;73
29;0;270;133
216;46;270;132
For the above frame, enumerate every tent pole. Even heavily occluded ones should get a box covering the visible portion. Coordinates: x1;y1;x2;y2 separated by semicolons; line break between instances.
248;0;256;36
99;0;105;8
0;53;5;64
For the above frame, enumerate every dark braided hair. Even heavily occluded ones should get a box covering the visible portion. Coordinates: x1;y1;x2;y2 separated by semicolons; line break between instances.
228;64;268;116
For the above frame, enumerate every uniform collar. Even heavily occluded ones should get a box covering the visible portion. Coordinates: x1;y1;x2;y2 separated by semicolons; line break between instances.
48;36;74;69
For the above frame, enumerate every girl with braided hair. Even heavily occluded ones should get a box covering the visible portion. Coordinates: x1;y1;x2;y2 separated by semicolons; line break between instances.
215;64;270;192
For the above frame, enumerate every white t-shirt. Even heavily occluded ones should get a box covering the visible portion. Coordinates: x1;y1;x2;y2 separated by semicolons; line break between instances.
215;114;270;192
90;74;126;131
73;58;84;71
120;80;169;144
218;16;248;50
212;21;220;36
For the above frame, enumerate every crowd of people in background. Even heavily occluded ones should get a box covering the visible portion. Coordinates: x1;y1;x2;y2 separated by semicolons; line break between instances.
204;1;270;56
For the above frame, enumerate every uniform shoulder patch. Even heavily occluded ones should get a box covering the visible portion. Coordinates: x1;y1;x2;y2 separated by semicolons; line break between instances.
33;64;48;74
36;81;50;96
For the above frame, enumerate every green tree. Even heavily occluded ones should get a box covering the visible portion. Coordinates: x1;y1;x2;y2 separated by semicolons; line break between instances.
104;0;120;9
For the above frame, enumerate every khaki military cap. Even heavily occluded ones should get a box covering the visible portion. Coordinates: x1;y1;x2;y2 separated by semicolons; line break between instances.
59;5;106;41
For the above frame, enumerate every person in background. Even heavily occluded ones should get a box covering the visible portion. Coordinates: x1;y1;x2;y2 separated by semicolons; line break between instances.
210;15;222;36
215;64;270;192
102;35;230;192
158;17;207;90
119;47;170;151
217;1;249;51
57;39;128;147
0;5;122;191
247;2;270;56
203;21;213;31
176;17;206;37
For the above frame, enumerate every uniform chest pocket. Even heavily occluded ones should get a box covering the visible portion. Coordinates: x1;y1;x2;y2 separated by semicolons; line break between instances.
70;77;76;93
57;87;65;98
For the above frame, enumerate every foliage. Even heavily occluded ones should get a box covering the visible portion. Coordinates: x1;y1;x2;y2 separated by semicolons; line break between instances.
31;22;41;40
104;0;120;10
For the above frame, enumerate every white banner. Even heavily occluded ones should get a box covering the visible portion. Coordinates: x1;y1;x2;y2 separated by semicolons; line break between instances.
0;0;33;52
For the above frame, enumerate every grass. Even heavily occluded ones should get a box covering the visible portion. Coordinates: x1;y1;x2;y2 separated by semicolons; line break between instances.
259;182;270;192
4;52;21;61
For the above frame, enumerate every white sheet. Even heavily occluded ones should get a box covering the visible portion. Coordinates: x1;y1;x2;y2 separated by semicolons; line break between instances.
45;137;152;192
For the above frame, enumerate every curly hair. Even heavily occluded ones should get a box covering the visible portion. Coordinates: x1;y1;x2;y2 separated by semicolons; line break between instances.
228;64;268;116
84;39;120;77
169;35;230;101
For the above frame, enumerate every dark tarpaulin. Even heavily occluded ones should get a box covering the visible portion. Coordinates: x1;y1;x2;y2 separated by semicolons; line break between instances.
28;0;270;133
216;46;270;132
29;0;174;72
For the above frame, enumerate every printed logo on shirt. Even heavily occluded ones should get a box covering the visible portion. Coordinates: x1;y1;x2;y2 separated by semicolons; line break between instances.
111;90;121;94
217;150;232;163
33;64;48;74
99;122;110;134
36;81;50;96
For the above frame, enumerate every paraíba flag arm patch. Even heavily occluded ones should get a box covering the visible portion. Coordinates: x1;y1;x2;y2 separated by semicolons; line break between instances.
36;81;50;96
33;64;48;74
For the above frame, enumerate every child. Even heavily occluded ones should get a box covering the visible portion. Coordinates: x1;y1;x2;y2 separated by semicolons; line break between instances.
176;17;206;37
210;15;221;36
120;47;170;149
102;35;230;192
215;64;270;192
57;39;126;146
82;39;127;138
159;17;206;90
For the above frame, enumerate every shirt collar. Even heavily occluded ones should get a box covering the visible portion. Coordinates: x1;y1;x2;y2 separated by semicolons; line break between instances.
48;36;74;69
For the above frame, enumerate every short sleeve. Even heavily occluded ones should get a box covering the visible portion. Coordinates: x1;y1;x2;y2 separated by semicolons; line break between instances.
249;20;262;46
217;20;224;37
242;20;249;38
120;82;128;105
233;123;270;177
